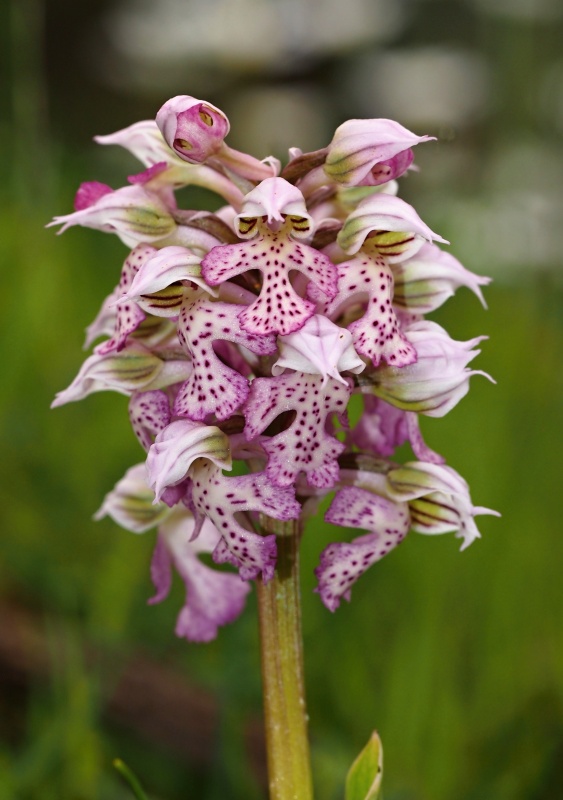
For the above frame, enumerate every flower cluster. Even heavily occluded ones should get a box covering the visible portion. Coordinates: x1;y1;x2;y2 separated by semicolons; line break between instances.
51;95;498;641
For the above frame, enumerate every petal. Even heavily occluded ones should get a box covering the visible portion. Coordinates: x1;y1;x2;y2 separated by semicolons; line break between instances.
96;244;156;354
324;118;434;186
94;463;169;533
273;315;365;385
337;193;448;258
152;515;250;642
128;390;171;451
84;290;119;348
190;461;300;582
316;486;410;610
174;298;276;421
323;253;417;368
148;533;173;603
74;181;113;210
244;373;349;489
146;420;231;502
349;395;409;457
202;231;337;336
127;162;169;185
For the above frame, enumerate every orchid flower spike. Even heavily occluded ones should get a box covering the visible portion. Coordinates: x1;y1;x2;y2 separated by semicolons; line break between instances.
51;95;498;638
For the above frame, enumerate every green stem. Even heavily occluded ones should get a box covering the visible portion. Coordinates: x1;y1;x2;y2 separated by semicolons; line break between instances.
257;517;314;800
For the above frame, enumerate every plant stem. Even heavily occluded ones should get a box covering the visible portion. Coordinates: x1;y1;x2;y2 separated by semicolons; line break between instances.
256;517;314;800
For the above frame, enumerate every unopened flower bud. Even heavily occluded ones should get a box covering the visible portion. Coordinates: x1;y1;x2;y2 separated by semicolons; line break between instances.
324;118;433;187
156;95;230;164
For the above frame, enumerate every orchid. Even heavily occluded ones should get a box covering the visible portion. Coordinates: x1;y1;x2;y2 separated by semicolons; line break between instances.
51;93;497;800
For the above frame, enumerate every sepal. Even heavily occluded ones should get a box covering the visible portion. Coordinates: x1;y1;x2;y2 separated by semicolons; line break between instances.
47;185;176;248
234;177;313;239
392;243;491;313
386;461;500;549
337;193;447;260
362;320;494;417
146;420;231;502
51;342;191;406
94;464;169;533
273;315;365;386
325;117;433;187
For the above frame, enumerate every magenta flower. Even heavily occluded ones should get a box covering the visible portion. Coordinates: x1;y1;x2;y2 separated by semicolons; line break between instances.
95;464;250;642
202;177;338;335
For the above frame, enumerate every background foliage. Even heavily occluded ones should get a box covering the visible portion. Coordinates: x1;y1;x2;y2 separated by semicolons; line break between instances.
1;0;562;797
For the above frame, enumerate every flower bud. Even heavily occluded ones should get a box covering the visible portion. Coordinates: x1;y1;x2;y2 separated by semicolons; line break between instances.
324;118;433;187
156;95;230;164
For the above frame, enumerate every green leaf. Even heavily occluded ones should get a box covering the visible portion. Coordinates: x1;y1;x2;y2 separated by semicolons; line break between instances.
113;758;149;800
345;731;383;800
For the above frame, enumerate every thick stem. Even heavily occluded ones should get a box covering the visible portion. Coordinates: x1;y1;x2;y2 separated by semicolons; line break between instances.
256;517;314;800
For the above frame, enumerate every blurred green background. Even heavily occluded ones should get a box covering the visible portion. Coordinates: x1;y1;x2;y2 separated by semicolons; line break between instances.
1;0;562;798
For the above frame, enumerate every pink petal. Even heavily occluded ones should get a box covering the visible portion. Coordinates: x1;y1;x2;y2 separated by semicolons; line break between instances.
129;390;171;451
244;373;350;489
96;244;156;354
190;461;300;581
316;486;410;610
74;181;114;211
174;298;276;421
323;253;417;367
202;233;337;336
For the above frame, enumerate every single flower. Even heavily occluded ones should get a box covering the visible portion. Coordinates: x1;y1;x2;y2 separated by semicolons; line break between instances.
386;461;500;549
324;118;434;187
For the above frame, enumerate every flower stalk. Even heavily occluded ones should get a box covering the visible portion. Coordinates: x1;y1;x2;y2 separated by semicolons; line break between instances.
257;516;313;800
